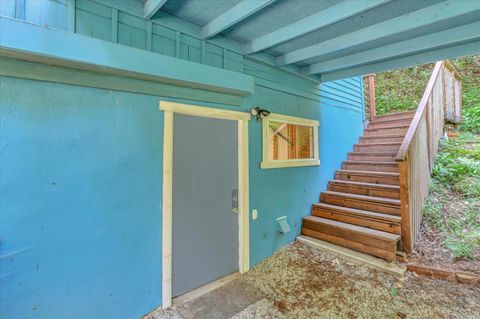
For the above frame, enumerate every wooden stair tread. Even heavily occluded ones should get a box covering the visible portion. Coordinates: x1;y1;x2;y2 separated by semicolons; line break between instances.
321;190;401;206
373;110;415;119
303;216;400;242
312;203;401;223
342;160;399;173
337;169;399;177
369;122;412;129
355;142;402;146
360;134;405;140
370;117;412;124
366;125;409;131
343;160;398;165
329;179;400;190
348;151;397;157
347;153;397;162
363;131;406;137
348;151;397;156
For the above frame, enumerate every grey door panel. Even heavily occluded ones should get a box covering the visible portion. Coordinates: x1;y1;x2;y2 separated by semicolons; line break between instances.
172;114;238;297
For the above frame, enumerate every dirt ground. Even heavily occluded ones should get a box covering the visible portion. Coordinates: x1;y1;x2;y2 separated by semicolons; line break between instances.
409;221;480;275
146;242;480;319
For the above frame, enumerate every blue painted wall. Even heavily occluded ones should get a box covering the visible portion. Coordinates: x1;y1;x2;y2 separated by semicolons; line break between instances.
0;77;164;318
0;1;364;318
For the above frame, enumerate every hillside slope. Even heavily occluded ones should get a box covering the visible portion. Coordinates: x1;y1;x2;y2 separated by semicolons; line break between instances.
373;55;480;133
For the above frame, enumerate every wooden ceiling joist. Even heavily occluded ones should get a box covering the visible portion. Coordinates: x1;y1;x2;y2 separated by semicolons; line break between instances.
202;0;276;39
144;0;168;20
243;0;390;55
303;21;480;75
277;0;480;66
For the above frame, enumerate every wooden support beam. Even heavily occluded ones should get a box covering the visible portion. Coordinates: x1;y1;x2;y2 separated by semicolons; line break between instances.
201;0;276;39
303;21;480;75
243;0;389;54
277;0;480;66
144;0;167;20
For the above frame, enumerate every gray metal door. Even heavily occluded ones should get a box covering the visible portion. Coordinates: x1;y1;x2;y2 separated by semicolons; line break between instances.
172;114;239;297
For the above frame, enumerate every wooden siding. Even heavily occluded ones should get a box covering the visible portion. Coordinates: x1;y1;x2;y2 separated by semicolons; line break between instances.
321;77;364;114
0;0;369;106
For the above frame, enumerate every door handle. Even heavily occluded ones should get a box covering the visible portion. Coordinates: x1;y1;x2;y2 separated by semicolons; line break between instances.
232;189;238;214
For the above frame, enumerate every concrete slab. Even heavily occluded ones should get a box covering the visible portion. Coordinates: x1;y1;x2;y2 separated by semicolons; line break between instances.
297;235;406;278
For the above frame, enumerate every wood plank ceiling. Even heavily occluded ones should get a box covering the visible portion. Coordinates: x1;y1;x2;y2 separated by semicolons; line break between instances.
144;0;480;81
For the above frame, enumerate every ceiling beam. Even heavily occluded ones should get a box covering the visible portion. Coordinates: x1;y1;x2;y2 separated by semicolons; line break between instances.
202;0;276;39
277;0;480;66
320;40;480;82
303;21;480;75
243;0;390;55
144;0;167;20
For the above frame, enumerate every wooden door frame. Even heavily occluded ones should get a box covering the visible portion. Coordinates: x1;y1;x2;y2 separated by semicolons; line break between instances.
159;101;250;309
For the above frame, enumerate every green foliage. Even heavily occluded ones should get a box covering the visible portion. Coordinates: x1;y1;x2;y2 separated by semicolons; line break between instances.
454;177;480;197
461;103;480;134
432;135;480;190
389;287;398;298
454;56;480;134
423;134;480;259
373;55;480;134
373;65;431;115
443;203;480;260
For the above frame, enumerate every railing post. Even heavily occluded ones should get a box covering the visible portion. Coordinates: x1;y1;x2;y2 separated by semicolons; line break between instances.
365;73;376;119
442;62;447;116
398;157;412;253
458;79;463;123
425;102;432;172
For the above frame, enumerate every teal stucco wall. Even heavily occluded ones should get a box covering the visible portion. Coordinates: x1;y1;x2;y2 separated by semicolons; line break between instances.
0;1;365;318
0;73;364;319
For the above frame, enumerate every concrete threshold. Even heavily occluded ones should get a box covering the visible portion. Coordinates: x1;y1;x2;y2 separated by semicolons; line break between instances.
297;235;406;278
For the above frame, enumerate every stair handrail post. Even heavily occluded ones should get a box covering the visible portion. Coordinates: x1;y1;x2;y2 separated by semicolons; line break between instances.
398;155;412;253
365;73;377;119
443;60;463;124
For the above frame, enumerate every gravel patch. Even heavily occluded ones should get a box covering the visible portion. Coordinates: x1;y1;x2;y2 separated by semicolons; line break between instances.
242;242;480;319
231;299;283;319
146;242;480;319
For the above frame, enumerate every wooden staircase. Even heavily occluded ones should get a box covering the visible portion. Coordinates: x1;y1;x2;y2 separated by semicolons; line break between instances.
301;111;416;262
301;61;462;262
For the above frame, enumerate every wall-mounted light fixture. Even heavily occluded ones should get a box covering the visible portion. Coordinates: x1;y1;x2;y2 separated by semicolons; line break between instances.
250;107;270;121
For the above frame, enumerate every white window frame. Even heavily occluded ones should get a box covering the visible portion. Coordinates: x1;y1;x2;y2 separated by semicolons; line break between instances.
261;112;320;169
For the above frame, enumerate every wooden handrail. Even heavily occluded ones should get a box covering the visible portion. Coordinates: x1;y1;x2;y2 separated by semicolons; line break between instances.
444;60;462;80
395;60;462;253
396;61;462;160
396;62;443;161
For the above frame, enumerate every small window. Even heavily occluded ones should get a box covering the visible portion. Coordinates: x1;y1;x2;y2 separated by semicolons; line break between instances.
261;113;319;169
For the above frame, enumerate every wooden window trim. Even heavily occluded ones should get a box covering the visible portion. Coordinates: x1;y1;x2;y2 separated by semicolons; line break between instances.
261;112;320;169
